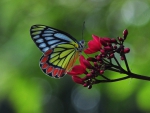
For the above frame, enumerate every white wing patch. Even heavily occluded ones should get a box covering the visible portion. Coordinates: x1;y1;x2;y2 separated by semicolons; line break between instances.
42;47;50;52
39;43;46;48
42;34;53;36
48;40;60;45
45;37;54;41
54;33;72;42
33;35;40;39
36;39;44;43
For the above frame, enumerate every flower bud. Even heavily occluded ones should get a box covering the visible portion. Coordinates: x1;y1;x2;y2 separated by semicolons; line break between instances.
104;46;113;51
100;70;104;74
123;29;128;39
94;62;98;67
100;38;107;46
100;49;105;54
111;38;117;43
121;56;125;60
86;73;92;77
118;37;124;41
103;37;111;42
109;53;114;58
96;55;101;61
83;83;89;87
72;76;84;84
124;48;130;53
83;59;93;69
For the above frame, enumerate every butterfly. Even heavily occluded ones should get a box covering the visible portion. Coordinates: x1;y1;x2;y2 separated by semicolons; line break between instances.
30;25;85;78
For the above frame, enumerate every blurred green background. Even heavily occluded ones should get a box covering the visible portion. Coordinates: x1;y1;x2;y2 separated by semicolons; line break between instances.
1;0;150;113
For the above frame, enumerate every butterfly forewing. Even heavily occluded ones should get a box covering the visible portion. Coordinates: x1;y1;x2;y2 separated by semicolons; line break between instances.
30;25;78;53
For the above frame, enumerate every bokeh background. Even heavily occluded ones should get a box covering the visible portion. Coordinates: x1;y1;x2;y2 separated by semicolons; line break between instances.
1;0;150;113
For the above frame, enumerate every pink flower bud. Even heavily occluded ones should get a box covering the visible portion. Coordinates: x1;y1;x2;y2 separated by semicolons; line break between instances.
83;83;89;87
109;53;114;58
72;76;84;84
100;38;107;46
83;59;93;69
118;37;124;41
103;37;111;42
124;48;130;53
100;49;105;54
104;46;112;51
94;62;98;67
121;56;125;60
100;70;104;74
86;73;92;77
123;29;128;39
111;38;117;43
96;55;101;61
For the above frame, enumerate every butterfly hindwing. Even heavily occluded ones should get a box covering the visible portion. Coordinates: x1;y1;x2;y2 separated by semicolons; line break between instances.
39;44;80;78
39;49;66;78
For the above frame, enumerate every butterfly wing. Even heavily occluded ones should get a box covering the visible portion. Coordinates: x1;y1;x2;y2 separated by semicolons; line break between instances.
30;25;78;53
40;44;80;78
30;25;80;78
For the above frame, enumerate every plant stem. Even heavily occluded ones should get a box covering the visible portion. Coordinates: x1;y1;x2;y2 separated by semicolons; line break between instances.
95;75;130;83
123;54;131;73
95;72;150;84
129;72;150;81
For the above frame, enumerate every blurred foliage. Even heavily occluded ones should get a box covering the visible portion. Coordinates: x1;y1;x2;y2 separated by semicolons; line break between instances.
1;0;150;113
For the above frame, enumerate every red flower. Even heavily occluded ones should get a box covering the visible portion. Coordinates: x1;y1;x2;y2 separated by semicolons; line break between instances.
84;35;102;54
67;55;88;76
67;55;90;84
72;76;85;84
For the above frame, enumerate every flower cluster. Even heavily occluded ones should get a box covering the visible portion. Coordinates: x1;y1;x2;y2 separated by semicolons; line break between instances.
68;29;132;89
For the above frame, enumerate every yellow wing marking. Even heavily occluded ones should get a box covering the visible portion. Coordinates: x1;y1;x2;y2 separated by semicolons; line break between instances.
66;51;79;71
31;27;45;31
62;50;75;69
57;58;65;67
48;42;80;72
59;49;74;58
57;42;78;48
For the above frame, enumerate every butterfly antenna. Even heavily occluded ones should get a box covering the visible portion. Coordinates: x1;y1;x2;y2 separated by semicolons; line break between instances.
82;21;85;40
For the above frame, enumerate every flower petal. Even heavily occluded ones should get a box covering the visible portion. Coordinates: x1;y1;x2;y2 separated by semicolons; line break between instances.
84;48;96;54
84;35;102;54
72;76;84;84
79;55;86;68
67;65;86;76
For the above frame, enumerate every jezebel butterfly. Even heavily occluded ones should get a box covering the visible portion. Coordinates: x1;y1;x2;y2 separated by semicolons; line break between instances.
30;25;85;78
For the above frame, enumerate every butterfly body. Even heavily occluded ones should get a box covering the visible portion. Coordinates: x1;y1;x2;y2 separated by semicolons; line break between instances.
30;25;85;78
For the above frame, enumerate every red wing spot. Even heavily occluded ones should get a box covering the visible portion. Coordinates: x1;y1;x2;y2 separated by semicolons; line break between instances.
44;49;53;56
52;68;59;77
57;69;66;77
46;66;53;74
40;56;49;64
41;63;48;69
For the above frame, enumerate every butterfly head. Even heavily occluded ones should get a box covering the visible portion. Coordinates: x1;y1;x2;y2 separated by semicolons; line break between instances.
78;40;85;52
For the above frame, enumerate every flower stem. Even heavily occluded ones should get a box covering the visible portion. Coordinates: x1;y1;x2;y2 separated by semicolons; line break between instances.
123;54;131;73
129;72;150;81
95;76;130;83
